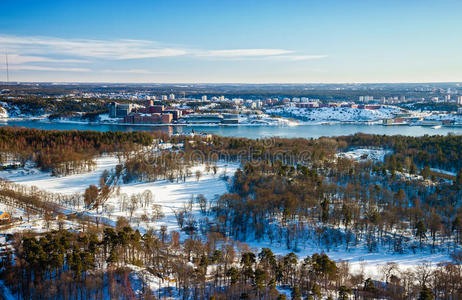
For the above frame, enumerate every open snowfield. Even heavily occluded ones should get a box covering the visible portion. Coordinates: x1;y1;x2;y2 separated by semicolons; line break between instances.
0;156;121;195
109;162;237;232
0;155;238;234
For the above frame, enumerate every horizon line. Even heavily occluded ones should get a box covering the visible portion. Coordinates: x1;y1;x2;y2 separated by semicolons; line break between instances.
1;80;462;85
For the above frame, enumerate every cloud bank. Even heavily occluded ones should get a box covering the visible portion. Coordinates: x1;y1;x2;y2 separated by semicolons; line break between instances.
0;34;326;73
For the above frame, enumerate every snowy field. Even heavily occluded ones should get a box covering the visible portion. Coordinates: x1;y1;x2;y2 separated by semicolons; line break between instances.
0;155;238;234
336;148;392;162
0;156;121;195
110;162;237;232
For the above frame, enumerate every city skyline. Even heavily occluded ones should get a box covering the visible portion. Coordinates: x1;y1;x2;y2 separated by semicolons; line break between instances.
1;0;461;83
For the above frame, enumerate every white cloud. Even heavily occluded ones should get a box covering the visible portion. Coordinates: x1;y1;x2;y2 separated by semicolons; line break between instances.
266;55;328;61
1;65;90;72
0;34;328;78
6;54;87;64
0;35;326;61
100;69;155;74
197;48;293;57
0;35;187;60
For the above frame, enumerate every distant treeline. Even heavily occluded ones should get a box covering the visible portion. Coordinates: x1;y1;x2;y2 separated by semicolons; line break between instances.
401;102;460;112
2;83;458;101
177;133;462;173
0;127;156;176
1;96;113;116
338;133;462;173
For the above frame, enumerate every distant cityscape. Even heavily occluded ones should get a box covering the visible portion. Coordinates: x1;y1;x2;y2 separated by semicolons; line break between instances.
2;82;462;126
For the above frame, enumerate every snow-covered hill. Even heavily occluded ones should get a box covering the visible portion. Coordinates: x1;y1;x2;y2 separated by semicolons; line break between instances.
266;106;403;123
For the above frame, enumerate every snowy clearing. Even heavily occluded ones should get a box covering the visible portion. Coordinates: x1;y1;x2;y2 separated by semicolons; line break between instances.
0;156;121;195
336;148;391;162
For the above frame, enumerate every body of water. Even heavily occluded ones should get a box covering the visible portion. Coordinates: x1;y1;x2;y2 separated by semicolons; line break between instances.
1;119;462;139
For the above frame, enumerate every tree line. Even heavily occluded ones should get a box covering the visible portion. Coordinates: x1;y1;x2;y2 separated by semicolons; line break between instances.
0;127;156;176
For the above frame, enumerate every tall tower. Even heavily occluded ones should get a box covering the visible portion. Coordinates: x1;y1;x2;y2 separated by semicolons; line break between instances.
5;50;9;84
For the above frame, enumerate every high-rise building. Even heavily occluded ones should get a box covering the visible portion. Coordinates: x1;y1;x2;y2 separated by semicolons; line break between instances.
457;96;462;105
201;95;207;101
359;96;373;102
169;93;175;100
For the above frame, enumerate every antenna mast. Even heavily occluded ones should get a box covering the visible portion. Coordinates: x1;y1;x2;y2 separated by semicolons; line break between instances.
5;50;9;84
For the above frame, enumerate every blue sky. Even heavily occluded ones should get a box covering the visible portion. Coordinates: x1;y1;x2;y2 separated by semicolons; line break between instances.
1;0;461;83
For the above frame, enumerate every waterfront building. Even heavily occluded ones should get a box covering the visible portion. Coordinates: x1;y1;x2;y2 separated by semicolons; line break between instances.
109;102;134;118
123;112;173;124
222;113;239;124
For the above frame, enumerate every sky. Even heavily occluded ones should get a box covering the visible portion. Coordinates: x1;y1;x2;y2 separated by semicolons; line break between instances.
0;0;461;83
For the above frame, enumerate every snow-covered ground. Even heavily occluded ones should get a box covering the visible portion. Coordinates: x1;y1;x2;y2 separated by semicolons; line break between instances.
241;237;451;280
0;156;121;195
0;153;455;283
430;168;457;177
0;106;8;118
0;155;238;234
336;148;391;162
423;112;462;123
0;200;81;234
266;106;404;123
109;162;237;232
240;114;298;126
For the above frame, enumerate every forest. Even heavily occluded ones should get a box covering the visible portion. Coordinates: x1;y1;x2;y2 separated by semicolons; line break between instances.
121;134;462;255
1;224;461;299
338;133;462;173
1;130;462;299
0;95;115;116
0;127;156;176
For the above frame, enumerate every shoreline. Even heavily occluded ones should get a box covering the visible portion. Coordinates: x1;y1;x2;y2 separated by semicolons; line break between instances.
3;116;462;130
